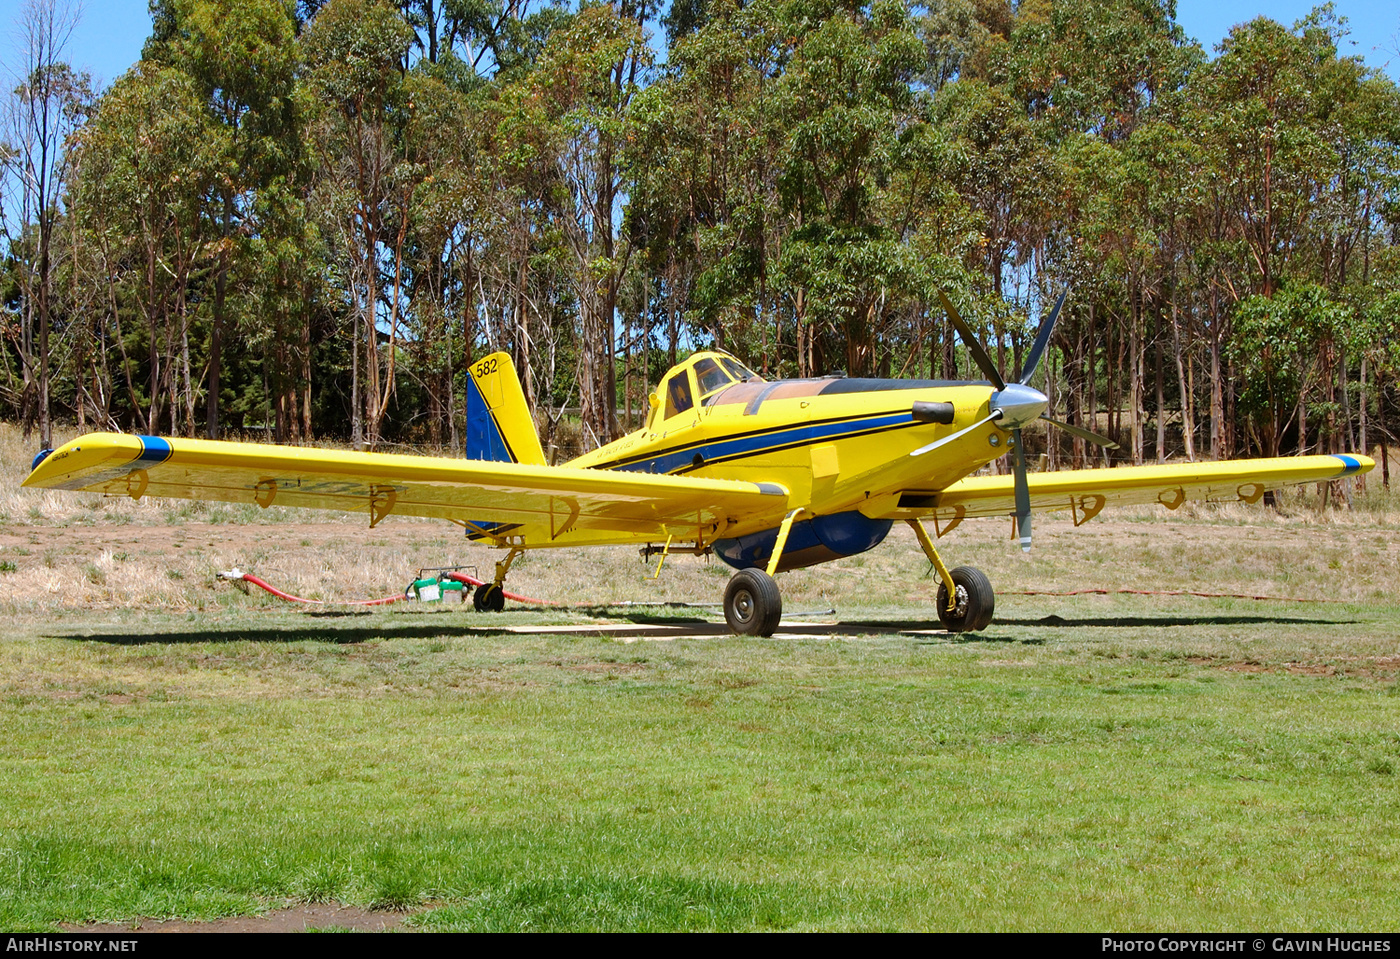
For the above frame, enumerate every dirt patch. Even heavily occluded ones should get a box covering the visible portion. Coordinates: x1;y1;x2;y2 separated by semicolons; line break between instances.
1283;662;1335;676
1209;660;1333;676
564;661;647;673
1192;654;1399;680
63;903;411;933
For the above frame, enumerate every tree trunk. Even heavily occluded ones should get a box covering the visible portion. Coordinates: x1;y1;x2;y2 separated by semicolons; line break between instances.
1171;292;1194;461
1210;288;1224;460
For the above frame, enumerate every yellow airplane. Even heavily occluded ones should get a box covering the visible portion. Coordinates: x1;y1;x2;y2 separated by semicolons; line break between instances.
23;293;1372;635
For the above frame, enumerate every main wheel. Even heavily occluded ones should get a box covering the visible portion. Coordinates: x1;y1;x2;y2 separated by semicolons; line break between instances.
724;568;782;637
935;566;995;632
473;583;505;612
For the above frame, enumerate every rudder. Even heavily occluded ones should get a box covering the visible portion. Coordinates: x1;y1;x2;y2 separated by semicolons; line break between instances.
465;352;546;465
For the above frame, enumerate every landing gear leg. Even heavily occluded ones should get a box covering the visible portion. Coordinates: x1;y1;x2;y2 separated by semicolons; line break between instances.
474;548;522;613
906;519;995;632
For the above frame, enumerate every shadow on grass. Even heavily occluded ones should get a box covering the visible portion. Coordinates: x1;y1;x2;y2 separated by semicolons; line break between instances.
47;624;522;646
44;608;1355;647
994;613;1358;628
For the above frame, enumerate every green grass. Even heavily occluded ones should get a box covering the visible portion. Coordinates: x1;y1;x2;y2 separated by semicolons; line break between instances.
4;413;1399;929
1;596;1398;931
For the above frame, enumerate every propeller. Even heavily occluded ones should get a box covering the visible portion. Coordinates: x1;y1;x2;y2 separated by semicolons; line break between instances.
1039;415;1118;449
934;288;1116;551
936;291;1004;390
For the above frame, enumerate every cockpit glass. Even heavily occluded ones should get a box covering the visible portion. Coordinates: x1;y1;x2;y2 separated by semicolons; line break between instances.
693;358;730;396
664;373;694;419
720;357;759;382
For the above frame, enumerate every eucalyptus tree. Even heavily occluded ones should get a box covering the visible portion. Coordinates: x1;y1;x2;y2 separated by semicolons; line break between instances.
1228;283;1349;457
768;0;926;378
914;0;996;93
1;0;92;446
302;0;417;449
628;0;791;373
991;0;1199;464
931;77;1057;382
72;63;220;435
1183;11;1400;459
506;0;652;445
1193;17;1336;303
143;0;304;439
634;0;927;379
398;70;503;449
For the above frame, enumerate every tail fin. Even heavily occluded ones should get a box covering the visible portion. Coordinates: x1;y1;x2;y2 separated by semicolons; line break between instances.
465;352;546;466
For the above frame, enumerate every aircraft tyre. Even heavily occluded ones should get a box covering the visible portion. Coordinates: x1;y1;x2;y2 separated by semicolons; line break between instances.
936;566;995;632
724;569;782;637
473;583;505;612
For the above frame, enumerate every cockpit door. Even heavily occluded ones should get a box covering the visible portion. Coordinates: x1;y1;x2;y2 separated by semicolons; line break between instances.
649;368;701;441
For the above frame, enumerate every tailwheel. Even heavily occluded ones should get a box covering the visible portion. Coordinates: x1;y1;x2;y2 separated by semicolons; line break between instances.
473;583;505;612
724;568;782;637
936;566;995;632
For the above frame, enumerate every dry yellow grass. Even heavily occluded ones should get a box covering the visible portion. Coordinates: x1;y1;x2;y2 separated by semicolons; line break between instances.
3;421;1398;617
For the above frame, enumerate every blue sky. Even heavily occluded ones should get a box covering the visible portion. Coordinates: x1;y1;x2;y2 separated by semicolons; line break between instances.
1;0;1397;90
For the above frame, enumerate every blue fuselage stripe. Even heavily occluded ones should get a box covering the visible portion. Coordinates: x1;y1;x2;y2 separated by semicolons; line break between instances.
610;411;917;475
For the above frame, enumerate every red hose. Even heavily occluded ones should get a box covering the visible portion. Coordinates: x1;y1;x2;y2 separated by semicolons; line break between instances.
231;570;553;607
238;573;405;606
441;572;555;605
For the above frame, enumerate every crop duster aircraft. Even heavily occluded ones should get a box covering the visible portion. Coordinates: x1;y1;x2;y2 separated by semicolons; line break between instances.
24;293;1372;635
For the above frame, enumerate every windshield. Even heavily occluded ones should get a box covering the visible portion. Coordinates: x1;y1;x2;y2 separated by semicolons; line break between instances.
720;357;758;382
693;357;730;396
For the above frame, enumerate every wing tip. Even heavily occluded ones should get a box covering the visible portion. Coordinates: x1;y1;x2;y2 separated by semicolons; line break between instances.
1332;454;1374;477
21;432;143;489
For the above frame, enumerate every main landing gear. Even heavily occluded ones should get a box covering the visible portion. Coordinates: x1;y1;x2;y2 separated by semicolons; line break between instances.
718;513;995;637
724;568;782;636
719;507;813;637
907;519;994;633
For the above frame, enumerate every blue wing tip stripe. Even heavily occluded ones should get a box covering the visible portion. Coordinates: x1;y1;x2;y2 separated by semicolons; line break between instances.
136;435;173;465
1332;454;1363;476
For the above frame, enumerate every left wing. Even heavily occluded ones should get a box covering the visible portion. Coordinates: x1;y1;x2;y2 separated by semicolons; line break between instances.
23;433;791;547
863;454;1372;525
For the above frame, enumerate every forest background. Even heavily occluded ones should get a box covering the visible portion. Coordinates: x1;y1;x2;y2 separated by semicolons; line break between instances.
4;0;1400;481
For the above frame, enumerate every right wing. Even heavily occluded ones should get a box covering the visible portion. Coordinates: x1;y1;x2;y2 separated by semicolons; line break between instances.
864;454;1372;526
23;433;792;548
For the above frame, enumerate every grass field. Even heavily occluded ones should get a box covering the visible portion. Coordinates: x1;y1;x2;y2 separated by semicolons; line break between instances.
1;425;1399;931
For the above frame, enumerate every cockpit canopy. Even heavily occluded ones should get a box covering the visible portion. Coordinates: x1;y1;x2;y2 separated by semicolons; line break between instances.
653;352;762;425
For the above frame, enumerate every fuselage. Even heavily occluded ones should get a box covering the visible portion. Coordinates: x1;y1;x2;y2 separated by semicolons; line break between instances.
567;352;1025;570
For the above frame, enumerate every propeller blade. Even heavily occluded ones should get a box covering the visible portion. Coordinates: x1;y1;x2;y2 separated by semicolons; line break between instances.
908;410;1002;457
1039;415;1119;449
1012;427;1032;552
937;290;1005;391
1019;290;1066;386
